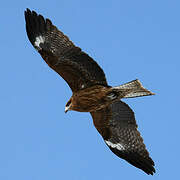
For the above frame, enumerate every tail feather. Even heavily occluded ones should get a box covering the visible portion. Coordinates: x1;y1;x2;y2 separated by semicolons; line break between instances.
113;79;155;98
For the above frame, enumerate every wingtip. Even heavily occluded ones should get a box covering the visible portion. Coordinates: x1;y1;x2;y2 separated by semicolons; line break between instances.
107;142;156;175
24;8;38;17
24;8;31;14
146;167;156;175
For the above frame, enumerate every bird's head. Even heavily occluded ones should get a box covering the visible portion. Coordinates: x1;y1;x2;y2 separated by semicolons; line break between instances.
65;98;72;113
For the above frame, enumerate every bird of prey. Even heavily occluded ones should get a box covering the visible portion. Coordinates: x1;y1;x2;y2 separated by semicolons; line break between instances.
25;9;155;175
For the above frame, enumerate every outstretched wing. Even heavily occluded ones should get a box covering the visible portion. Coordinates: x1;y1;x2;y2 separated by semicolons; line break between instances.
24;9;107;92
91;101;155;175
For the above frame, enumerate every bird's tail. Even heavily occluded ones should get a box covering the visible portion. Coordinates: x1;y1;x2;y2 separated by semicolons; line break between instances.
112;79;155;98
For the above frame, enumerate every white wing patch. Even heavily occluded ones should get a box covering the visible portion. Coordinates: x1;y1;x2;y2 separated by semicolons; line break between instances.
105;140;125;151
34;35;45;50
107;92;117;100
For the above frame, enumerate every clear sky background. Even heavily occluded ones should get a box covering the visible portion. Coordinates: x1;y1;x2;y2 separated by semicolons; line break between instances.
1;0;179;179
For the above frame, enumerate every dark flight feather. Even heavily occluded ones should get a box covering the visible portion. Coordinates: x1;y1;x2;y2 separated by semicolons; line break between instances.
25;8;107;92
91;101;155;175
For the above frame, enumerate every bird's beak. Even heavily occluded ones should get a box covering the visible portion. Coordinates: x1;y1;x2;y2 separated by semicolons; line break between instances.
65;106;69;113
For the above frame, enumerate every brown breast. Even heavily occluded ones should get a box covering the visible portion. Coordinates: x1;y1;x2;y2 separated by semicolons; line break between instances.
71;85;111;112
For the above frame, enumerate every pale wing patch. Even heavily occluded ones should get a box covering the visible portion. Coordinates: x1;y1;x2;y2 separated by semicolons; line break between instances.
105;140;125;151
107;92;117;100
34;35;45;50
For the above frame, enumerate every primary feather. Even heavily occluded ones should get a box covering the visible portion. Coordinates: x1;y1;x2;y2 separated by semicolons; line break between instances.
25;8;107;92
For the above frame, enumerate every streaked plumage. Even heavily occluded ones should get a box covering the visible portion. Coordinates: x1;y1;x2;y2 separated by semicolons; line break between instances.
25;9;155;175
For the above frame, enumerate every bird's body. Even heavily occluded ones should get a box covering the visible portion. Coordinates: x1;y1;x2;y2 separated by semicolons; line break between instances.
67;79;154;112
25;9;156;175
68;85;110;112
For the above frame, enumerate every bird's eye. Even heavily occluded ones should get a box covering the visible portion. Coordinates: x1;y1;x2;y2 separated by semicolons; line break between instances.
66;100;71;107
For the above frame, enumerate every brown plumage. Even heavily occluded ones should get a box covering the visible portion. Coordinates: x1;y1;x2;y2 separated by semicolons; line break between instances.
25;8;155;175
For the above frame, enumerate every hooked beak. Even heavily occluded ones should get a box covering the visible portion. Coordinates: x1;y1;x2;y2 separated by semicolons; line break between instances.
65;106;69;113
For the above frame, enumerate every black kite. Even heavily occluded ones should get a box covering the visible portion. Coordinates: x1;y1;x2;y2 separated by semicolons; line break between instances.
25;9;155;175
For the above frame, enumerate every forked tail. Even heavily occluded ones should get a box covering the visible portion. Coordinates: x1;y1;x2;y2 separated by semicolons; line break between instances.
113;79;155;98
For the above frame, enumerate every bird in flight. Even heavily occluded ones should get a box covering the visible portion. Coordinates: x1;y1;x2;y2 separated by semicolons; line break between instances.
25;9;155;175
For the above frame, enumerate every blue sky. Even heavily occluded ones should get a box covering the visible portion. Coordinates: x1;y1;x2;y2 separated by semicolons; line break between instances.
1;0;180;179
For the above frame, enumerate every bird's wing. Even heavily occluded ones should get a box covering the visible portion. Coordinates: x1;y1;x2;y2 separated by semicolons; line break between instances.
91;101;155;175
25;9;107;92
